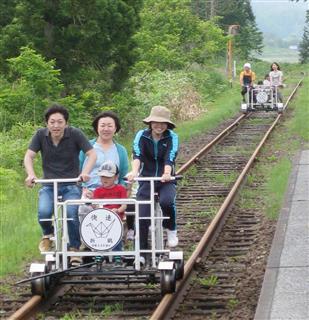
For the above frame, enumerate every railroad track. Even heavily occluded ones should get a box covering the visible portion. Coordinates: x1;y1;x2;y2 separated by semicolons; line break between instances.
5;78;303;319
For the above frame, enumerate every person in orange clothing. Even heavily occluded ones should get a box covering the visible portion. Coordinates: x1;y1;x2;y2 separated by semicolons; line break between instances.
240;62;256;102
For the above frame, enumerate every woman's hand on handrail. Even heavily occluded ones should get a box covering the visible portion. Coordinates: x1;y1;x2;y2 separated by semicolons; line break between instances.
126;171;138;184
161;172;171;183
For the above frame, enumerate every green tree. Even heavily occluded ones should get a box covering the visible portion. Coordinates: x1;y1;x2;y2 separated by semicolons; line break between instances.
0;0;142;91
299;10;309;64
217;0;263;58
0;47;92;133
191;0;263;59
132;0;226;72
0;47;63;129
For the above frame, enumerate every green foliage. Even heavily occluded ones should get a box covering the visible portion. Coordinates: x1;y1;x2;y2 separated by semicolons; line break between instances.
288;76;309;141
101;303;123;317
7;46;63;96
132;0;226;71
58;95;93;136
201;0;264;59
264;158;292;219
227;298;239;311
0;169;40;276
0;47;100;135
113;67;229;137
0;47;63;130
198;274;218;287
0;0;142;91
299;10;309;64
235;22;264;59
0;167;19;202
0;122;40;172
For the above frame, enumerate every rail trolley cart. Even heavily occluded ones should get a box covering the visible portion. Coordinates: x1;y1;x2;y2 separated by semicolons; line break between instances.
18;177;184;297
241;85;284;113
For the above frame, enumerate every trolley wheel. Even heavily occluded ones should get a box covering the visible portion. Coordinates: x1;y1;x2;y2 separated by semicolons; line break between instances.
174;259;184;280
31;272;48;297
46;259;56;273
160;269;176;295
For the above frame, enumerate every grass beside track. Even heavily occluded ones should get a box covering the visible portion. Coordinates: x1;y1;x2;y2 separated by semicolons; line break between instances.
0;183;41;277
237;71;308;220
253;72;309;219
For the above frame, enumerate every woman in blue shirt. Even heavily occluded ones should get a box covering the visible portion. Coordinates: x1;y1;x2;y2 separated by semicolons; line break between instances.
79;111;129;210
127;106;179;254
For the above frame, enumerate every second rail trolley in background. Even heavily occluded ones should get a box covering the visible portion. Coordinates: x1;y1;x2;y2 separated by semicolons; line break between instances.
241;84;284;113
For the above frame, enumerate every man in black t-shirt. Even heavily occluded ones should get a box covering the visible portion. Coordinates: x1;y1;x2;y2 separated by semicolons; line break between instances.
24;104;96;265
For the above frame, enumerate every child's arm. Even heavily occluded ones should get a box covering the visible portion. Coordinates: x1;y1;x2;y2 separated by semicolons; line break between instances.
113;204;127;215
111;186;128;214
92;189;101;209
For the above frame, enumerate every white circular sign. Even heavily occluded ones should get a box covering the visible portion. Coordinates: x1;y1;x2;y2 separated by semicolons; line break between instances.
80;208;123;251
256;91;268;104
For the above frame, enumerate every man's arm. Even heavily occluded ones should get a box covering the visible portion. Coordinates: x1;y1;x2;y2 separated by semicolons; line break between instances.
24;149;37;187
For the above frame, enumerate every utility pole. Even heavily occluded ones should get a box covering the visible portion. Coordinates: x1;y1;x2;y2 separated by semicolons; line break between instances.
226;25;240;85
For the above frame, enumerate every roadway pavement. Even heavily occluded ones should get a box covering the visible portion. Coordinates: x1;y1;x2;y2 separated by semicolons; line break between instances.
254;149;309;320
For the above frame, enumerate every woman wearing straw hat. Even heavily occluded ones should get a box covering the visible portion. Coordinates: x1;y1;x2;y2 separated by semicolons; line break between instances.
127;106;179;258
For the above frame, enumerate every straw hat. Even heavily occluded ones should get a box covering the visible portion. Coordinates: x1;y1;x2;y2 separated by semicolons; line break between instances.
143;106;176;128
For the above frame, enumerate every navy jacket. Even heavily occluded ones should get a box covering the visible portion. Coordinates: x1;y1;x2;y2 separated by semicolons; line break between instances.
132;128;178;177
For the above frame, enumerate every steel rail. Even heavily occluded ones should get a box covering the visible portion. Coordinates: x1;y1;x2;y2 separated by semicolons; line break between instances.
176;113;246;175
8;295;42;320
150;77;304;320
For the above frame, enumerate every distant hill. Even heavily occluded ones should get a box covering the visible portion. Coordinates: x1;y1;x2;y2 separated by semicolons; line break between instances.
251;0;307;42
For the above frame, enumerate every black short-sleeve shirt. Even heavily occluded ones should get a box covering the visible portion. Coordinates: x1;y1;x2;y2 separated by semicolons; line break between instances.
28;127;93;179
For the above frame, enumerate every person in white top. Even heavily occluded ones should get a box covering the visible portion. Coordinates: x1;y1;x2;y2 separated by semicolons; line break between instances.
263;74;271;86
269;62;283;102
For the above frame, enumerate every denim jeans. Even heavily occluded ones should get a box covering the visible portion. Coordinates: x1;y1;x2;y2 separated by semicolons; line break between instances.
38;184;82;249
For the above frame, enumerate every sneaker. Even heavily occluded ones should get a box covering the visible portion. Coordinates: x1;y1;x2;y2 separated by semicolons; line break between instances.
140;256;146;267
134;256;146;268
69;247;82;267
167;230;178;247
39;236;52;252
126;229;134;241
70;256;82;267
